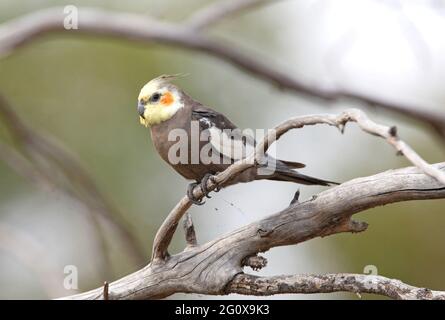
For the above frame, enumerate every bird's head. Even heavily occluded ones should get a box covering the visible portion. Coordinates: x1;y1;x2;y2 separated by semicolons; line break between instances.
137;75;185;127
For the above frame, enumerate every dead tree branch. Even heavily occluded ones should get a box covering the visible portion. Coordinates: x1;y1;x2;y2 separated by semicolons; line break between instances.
0;7;444;137
60;161;445;300
228;273;445;300
60;109;445;300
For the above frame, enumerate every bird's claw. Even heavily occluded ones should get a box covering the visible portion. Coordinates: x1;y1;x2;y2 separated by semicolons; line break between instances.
187;182;205;205
200;174;212;199
187;174;221;205
200;173;221;198
200;173;215;198
212;174;221;192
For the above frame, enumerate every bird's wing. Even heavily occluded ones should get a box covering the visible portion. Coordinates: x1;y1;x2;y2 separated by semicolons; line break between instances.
191;105;238;129
192;105;255;161
191;105;306;168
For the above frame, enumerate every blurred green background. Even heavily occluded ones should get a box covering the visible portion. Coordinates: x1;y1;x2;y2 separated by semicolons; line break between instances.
0;0;444;299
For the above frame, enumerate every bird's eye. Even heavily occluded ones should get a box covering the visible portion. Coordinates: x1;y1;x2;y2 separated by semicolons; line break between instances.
150;92;161;103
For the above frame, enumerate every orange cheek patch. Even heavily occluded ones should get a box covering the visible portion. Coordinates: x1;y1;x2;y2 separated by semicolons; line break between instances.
160;91;174;106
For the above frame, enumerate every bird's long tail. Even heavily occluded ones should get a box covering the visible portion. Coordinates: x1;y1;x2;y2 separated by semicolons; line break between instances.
271;169;339;186
259;158;338;186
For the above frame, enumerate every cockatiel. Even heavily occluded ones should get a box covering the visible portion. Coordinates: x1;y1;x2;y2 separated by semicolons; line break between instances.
137;75;337;204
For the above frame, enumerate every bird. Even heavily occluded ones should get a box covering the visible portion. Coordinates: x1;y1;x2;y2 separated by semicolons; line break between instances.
137;75;337;204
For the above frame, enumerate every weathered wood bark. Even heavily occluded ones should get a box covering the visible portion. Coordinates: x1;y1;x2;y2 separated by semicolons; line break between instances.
228;274;445;300
61;163;445;300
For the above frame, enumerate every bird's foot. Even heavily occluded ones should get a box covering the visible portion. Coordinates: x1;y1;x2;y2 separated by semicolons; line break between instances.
211;173;222;192
187;182;205;205
200;173;221;198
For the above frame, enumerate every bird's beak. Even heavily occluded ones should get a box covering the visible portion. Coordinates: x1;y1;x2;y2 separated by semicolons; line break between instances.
138;102;145;119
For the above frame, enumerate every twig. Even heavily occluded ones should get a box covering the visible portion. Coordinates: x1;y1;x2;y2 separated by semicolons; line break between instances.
0;7;444;137
103;281;109;300
151;197;192;261
0;140;50;189
183;212;197;248
227;273;445;300
186;0;280;30
151;109;445;262
338;109;445;185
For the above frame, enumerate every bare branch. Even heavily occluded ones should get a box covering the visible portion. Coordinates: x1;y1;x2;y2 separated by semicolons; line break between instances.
0;7;444;137
336;109;445;184
103;282;109;300
0;140;50;189
183;212;197;248
1;4;444;300
151;197;192;261
228;273;445;300
186;0;280;30
151;108;445;262
60;162;445;300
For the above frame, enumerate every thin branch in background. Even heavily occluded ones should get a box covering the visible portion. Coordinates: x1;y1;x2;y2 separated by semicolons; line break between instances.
0;99;114;281
0;96;146;274
0;148;112;282
0;7;444;138
0;140;50;189
186;0;281;30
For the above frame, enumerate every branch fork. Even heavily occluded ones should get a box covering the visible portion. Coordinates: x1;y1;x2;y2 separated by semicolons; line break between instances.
0;1;443;300
72;108;445;300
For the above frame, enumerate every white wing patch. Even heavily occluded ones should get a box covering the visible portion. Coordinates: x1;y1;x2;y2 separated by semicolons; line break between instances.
208;126;255;160
199;117;212;128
